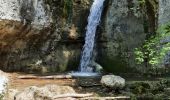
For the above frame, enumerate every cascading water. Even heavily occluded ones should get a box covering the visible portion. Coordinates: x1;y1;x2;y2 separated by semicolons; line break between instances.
70;0;105;77
79;0;105;72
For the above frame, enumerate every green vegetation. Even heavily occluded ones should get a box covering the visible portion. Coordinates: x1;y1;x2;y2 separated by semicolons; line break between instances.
134;22;170;73
63;0;73;23
138;0;145;5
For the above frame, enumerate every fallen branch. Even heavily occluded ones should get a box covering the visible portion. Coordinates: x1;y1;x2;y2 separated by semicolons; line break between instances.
80;96;130;100
18;75;72;79
79;84;101;87
18;76;38;79
53;93;93;99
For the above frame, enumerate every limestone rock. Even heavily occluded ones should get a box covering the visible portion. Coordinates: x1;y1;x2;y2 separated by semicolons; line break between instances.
158;0;170;66
98;0;146;73
0;0;92;72
158;0;170;26
14;84;76;100
0;70;8;99
7;89;19;100
101;75;125;89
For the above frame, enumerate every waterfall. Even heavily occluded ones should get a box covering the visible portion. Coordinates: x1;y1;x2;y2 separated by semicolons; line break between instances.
69;0;105;77
79;0;105;72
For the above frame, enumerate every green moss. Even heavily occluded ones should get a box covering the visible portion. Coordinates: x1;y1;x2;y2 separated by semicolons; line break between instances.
100;55;134;73
63;0;73;23
59;64;67;72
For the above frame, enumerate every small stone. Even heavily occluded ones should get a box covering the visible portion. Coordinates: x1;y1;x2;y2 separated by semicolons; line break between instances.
100;75;125;89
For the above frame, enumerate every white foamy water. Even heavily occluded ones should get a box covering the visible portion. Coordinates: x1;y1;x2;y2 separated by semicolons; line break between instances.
79;0;105;72
69;72;99;77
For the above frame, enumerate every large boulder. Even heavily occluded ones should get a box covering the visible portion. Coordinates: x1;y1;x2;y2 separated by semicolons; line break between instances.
100;75;125;89
15;84;76;100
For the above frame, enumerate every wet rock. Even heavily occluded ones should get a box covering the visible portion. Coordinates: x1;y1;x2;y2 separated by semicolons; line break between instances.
100;75;125;89
15;84;76;100
91;61;103;73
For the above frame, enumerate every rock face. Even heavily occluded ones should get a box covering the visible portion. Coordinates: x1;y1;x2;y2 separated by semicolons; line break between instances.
14;84;76;100
158;0;170;26
91;61;103;73
158;0;170;66
0;0;92;72
101;75;125;89
98;0;146;73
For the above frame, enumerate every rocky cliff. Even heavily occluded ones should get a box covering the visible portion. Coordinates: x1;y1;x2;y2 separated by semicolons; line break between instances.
0;0;169;74
0;0;92;73
97;0;159;73
98;0;145;73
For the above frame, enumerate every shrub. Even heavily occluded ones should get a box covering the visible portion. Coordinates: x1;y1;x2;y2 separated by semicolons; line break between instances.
134;22;170;74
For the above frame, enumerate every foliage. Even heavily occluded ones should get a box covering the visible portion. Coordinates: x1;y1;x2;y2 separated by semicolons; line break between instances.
134;22;170;72
138;0;146;5
63;0;73;23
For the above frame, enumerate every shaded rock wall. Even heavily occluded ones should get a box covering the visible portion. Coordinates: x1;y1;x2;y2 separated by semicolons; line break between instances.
97;0;146;73
0;0;92;73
